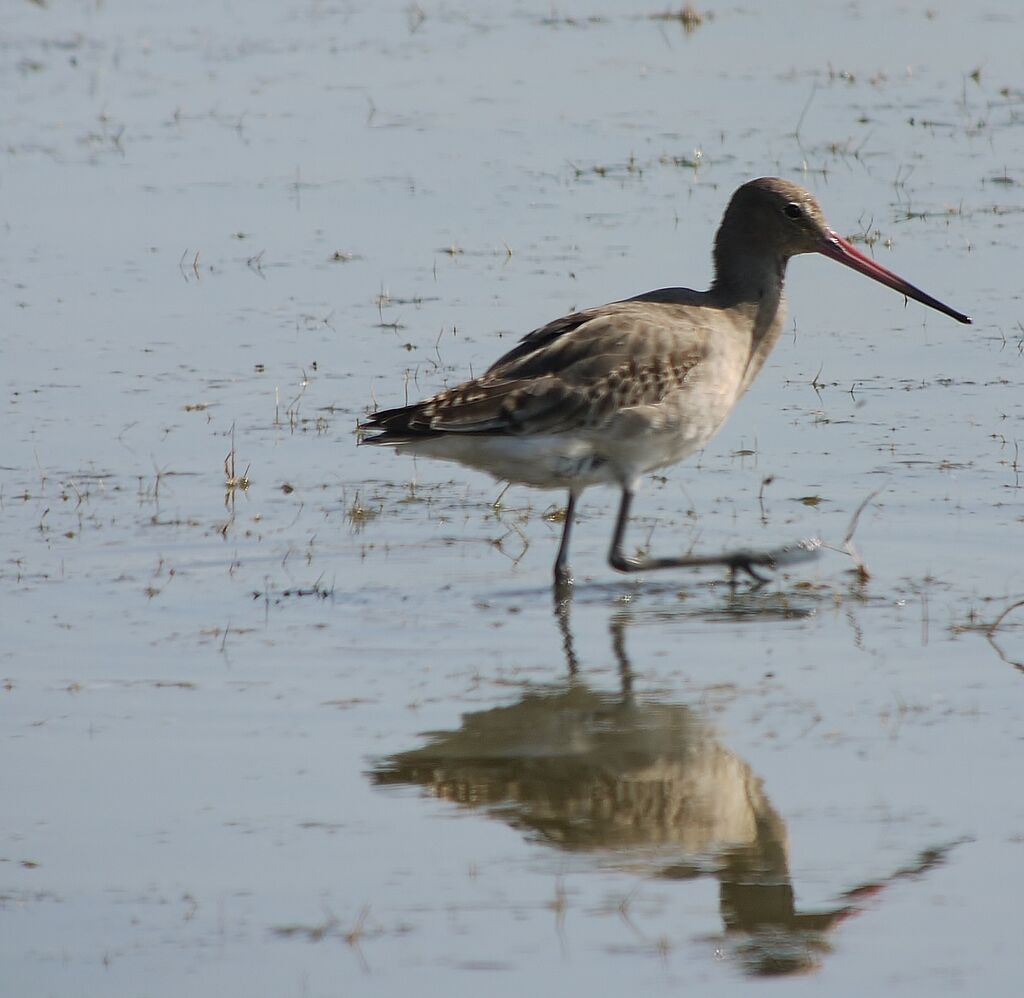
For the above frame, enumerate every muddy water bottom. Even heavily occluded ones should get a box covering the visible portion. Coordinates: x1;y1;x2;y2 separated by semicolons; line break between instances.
4;1;1024;995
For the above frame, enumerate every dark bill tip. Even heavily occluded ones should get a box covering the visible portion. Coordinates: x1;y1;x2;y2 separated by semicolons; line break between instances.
820;231;972;326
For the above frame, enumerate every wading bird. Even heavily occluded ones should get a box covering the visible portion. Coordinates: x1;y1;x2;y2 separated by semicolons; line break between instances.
361;178;971;590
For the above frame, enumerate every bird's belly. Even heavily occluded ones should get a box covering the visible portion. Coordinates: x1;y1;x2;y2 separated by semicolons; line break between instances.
394;433;622;490
393;407;726;489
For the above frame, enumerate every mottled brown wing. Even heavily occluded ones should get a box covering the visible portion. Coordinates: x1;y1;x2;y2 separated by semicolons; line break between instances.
362;300;707;440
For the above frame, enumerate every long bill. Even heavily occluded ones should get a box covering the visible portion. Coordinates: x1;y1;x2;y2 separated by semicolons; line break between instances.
818;230;972;325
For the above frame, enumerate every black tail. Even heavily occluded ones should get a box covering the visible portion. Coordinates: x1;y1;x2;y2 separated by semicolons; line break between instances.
359;401;442;445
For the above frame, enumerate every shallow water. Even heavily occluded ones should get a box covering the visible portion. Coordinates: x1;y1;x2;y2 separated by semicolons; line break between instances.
3;1;1024;994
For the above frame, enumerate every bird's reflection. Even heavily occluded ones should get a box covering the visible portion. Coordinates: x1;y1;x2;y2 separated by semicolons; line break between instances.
371;599;961;976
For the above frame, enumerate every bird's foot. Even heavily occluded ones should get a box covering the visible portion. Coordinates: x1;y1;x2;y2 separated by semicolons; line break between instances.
725;537;821;587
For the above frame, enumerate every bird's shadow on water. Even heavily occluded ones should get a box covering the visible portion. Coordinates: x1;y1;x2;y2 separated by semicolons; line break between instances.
369;594;966;977
494;567;875;632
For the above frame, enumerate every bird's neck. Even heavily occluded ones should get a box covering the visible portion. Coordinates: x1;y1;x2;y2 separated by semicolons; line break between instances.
709;242;790;393
709;239;787;314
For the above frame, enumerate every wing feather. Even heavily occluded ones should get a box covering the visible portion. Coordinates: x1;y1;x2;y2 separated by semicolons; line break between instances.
361;298;710;443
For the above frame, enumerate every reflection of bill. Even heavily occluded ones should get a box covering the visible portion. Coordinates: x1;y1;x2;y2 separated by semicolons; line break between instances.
371;608;965;976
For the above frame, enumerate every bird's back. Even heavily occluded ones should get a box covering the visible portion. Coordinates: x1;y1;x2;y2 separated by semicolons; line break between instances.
360;291;763;490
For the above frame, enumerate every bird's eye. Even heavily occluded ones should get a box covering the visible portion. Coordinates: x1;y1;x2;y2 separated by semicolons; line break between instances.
784;201;803;220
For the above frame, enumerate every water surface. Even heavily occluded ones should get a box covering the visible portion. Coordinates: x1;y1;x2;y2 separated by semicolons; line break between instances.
3;2;1023;995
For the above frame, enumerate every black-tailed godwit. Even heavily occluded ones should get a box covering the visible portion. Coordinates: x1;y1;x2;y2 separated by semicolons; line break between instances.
361;178;971;589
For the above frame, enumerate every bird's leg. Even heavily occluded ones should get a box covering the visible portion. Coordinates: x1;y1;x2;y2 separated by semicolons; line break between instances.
552;585;579;675
607;488;820;582
553;491;578;592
